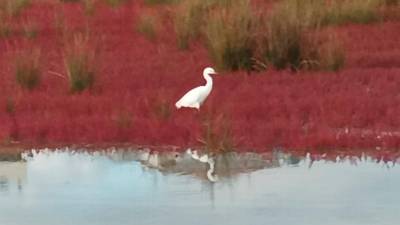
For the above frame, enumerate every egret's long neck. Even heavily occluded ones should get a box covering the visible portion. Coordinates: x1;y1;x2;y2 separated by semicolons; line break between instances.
203;72;213;90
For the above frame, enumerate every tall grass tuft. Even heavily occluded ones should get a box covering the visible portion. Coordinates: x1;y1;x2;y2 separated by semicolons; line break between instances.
5;97;19;141
298;32;346;71
264;0;324;70
103;0;127;7
200;113;234;153
0;0;31;17
381;0;400;20
136;13;158;41
83;0;96;16
173;0;387;71
147;92;172;121
22;20;38;39
0;18;11;38
144;0;179;5
113;110;133;129
318;34;345;71
15;48;41;91
5;98;15;115
152;99;172;121
204;0;255;71
323;0;382;25
64;33;97;93
175;0;256;70
174;0;208;49
383;0;399;5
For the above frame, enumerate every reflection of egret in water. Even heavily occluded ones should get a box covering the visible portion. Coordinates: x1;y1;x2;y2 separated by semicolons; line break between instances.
96;147;302;182
207;181;216;209
187;149;219;182
206;157;218;182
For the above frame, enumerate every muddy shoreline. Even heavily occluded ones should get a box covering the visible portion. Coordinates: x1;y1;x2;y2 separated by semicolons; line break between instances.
1;141;399;163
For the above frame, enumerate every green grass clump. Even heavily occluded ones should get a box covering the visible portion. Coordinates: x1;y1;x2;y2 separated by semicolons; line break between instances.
264;0;324;70
114;110;133;129
175;0;256;70
298;33;346;71
64;34;96;93
319;35;345;71
262;0;349;72
174;0;208;49
5;98;15;117
83;0;96;16
22;20;38;39
15;48;41;91
323;0;382;25
172;0;393;72
200;113;234;153
204;0;255;71
136;13;158;41
0;0;31;17
103;0;127;7
144;0;180;5
0;19;11;38
152;99;172;120
386;0;399;4
383;0;399;5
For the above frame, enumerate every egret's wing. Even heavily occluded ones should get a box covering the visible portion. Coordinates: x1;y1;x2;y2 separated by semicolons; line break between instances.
175;86;204;108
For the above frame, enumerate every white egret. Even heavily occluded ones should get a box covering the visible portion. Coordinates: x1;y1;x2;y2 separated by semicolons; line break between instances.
175;67;218;110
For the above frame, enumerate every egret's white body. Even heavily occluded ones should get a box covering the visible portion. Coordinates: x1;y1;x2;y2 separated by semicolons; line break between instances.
175;67;217;110
186;148;219;182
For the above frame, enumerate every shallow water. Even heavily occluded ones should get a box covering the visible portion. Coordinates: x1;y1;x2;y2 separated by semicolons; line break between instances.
0;150;399;225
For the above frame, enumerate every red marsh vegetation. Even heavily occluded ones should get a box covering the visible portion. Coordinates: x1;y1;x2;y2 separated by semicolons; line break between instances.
0;0;400;153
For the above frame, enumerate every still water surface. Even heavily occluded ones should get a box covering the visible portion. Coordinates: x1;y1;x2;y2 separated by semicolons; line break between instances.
0;150;399;225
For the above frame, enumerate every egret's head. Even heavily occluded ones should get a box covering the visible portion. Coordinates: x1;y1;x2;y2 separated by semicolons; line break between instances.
204;67;217;75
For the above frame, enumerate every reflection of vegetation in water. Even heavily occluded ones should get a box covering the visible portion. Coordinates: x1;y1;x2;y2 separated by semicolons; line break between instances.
150;150;303;179
109;148;283;179
0;160;27;193
0;176;9;192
